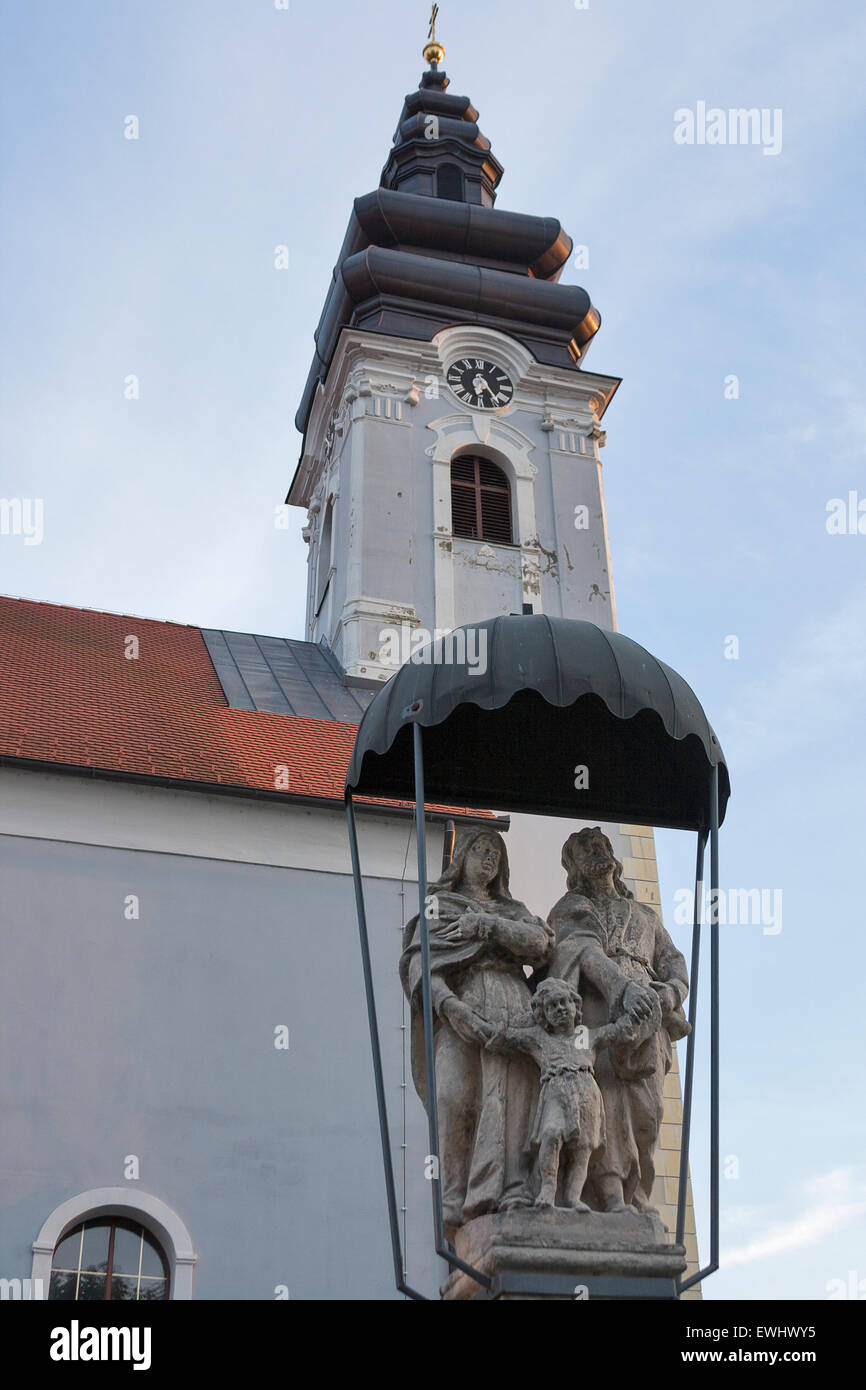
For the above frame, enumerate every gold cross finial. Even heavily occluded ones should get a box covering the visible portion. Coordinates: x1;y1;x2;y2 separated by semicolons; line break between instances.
423;3;445;66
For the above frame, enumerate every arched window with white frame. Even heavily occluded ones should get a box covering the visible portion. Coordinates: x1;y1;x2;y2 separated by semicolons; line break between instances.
31;1189;197;1301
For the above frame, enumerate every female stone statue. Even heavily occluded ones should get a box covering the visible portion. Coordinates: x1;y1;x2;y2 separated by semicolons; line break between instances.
400;827;552;1231
546;826;691;1215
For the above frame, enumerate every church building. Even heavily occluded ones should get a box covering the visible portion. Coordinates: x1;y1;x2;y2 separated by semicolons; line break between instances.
0;35;698;1300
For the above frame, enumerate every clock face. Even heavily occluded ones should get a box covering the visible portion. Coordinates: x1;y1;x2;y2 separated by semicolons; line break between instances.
445;358;514;410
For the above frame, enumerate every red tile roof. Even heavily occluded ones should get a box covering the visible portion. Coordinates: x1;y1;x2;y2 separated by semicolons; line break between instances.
0;595;492;819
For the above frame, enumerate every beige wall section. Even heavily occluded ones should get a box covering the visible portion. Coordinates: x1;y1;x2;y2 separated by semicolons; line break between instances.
619;824;700;1299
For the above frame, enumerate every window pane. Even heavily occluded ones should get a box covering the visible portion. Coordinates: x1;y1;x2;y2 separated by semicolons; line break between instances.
77;1273;107;1300
80;1221;111;1272
139;1232;167;1280
49;1270;77;1300
52;1227;83;1271
137;1278;168;1301
109;1275;138;1301
110;1224;142;1277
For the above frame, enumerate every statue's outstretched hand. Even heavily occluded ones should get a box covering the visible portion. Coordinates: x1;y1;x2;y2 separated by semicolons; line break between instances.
611;1012;638;1042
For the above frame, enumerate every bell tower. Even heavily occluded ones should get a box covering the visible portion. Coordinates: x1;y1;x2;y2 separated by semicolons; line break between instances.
288;36;621;685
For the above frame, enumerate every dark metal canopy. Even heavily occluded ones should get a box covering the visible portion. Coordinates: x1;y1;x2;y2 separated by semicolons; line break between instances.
346;615;729;832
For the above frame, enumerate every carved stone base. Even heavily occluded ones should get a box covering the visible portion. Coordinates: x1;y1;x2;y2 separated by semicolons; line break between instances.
440;1208;687;1301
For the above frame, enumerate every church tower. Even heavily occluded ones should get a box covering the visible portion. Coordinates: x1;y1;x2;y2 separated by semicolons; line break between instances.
288;38;620;684
289;32;700;1288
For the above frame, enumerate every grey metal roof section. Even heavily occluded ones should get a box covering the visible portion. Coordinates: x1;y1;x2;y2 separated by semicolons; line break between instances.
201;629;374;722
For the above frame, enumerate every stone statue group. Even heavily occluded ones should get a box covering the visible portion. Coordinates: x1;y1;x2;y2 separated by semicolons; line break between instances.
400;826;691;1233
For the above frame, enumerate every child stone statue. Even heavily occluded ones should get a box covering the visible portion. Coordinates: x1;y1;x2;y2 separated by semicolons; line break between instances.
485;977;636;1211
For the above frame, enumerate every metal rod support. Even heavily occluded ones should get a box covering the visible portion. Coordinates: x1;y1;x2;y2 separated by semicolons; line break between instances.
675;831;705;1251
346;794;426;1301
709;763;720;1275
675;763;721;1295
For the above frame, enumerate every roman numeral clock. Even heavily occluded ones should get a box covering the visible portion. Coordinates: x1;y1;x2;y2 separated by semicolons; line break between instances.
445;357;514;410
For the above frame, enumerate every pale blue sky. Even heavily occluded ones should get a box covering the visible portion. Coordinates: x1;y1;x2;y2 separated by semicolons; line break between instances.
2;0;865;1300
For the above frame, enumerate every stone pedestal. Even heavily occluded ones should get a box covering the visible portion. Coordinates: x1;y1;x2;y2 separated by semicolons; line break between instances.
441;1208;687;1301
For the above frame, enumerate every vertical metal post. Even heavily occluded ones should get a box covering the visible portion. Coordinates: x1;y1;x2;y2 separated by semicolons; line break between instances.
345;794;426;1301
709;762;720;1273
676;763;722;1295
675;830;705;1249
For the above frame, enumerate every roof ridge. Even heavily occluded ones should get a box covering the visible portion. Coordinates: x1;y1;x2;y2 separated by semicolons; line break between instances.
0;592;201;630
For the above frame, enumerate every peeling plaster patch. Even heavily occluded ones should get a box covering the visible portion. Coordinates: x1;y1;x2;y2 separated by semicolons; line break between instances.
588;583;609;603
383;609;418;626
563;544;575;572
532;542;560;581
460;550;520;578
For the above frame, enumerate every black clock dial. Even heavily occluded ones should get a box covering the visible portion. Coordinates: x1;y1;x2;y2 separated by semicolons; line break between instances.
445;358;514;410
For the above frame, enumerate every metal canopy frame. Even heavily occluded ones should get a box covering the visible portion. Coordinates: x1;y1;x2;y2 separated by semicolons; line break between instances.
346;710;722;1302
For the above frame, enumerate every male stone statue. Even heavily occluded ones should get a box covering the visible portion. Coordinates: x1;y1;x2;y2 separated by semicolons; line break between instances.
545;827;691;1215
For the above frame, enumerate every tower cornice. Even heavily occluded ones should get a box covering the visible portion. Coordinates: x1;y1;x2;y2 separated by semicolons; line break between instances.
288;327;620;511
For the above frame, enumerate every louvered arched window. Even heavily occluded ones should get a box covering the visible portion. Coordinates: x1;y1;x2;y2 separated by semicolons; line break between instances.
450;454;513;545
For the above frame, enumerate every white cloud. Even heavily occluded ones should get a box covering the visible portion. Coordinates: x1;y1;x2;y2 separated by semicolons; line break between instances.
722;1168;866;1268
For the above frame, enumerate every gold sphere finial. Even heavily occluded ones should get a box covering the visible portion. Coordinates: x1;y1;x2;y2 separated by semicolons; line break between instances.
423;3;445;66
